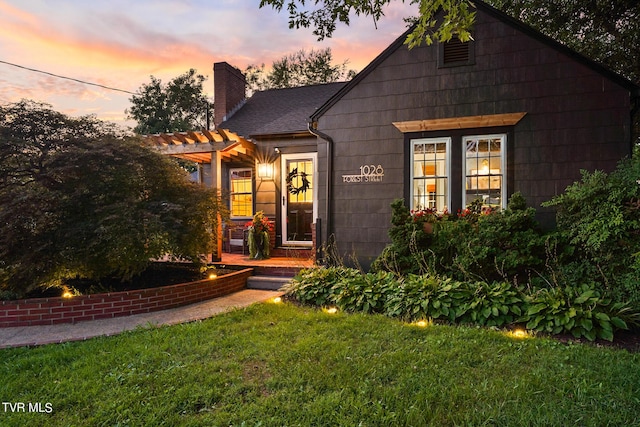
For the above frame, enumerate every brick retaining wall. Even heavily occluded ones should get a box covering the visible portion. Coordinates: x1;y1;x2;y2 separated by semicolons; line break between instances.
0;268;253;328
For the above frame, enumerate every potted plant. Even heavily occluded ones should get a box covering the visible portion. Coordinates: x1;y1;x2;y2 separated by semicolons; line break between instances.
246;211;274;259
410;207;439;233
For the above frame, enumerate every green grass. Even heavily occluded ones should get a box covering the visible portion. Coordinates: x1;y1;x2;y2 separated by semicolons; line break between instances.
1;302;639;426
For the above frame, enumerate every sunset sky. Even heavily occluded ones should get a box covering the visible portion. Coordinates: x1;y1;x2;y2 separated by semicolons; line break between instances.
0;0;416;128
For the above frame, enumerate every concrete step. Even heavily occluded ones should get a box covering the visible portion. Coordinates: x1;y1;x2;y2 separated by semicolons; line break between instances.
251;265;304;277
246;276;294;291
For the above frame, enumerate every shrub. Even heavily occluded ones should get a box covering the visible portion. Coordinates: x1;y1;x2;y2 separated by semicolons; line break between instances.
284;267;359;306
370;199;430;274
384;275;466;322
0;101;226;296
542;157;640;306
458;281;525;327
442;197;546;282
525;284;636;342
333;270;397;314
286;267;639;341
373;193;546;283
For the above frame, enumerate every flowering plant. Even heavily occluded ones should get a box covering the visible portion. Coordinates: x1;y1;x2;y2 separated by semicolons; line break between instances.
246;211;274;259
410;207;447;224
245;211;274;234
456;201;498;223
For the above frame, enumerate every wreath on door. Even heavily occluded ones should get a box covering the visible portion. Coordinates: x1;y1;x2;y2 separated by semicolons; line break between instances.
286;168;310;195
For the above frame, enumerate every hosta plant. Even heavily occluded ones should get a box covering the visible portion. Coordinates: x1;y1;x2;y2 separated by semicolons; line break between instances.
525;284;632;341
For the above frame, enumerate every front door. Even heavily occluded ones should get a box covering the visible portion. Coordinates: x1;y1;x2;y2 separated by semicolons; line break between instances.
281;153;317;246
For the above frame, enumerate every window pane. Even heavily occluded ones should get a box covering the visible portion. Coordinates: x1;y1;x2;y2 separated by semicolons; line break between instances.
464;135;505;209
287;160;313;203
412;138;449;212
230;169;253;217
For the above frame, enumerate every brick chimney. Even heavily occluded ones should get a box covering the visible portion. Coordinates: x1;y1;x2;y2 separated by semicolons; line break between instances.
213;62;246;127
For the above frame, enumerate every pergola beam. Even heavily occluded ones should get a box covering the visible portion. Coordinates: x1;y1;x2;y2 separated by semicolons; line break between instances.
144;129;256;164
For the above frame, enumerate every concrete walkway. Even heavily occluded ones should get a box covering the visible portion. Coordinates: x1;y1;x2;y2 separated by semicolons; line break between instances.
0;289;283;349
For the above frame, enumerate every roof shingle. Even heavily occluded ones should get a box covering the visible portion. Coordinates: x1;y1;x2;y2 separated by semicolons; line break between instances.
219;82;346;138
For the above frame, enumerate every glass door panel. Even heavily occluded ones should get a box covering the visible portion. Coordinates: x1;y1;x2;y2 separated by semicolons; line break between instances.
282;154;316;245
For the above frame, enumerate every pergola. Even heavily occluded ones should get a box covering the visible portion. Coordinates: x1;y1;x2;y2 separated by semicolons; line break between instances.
143;128;256;165
143;128;257;260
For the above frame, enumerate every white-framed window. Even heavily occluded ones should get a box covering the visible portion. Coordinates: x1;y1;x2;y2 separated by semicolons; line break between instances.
411;137;451;212
463;134;506;209
230;168;253;218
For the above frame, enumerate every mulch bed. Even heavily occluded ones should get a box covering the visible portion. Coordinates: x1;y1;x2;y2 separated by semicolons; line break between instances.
551;329;640;353
24;262;235;299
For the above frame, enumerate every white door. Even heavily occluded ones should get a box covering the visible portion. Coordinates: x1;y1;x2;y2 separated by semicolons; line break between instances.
281;153;317;246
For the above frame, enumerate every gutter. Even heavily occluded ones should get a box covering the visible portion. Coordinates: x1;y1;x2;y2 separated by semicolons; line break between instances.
307;120;333;259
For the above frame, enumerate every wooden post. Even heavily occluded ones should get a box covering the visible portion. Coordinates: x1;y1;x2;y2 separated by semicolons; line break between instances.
211;151;223;262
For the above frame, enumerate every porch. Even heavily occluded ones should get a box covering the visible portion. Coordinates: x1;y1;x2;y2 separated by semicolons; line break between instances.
212;251;315;277
145;129;320;261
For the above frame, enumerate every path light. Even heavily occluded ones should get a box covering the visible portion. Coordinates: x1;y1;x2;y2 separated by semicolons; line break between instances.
205;267;217;279
413;319;430;328
507;329;529;339
325;307;338;314
272;297;282;303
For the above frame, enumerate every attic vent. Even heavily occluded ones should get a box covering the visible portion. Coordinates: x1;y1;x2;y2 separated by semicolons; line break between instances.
438;36;474;68
443;36;469;63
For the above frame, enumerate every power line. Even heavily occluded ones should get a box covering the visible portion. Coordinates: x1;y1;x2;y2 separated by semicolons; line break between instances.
0;59;136;95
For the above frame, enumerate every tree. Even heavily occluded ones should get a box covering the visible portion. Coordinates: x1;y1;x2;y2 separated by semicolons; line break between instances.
258;0;476;46
259;0;639;146
493;0;640;149
0;100;225;296
493;0;639;85
126;69;211;134
245;47;357;93
259;0;639;81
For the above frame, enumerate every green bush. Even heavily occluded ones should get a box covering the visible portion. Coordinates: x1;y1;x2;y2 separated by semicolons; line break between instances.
384;277;526;327
384;275;466;322
370;199;430;274
525;284;635;342
0;101;227;296
373;193;547;283
284;267;359;306
458;281;525;327
542;157;640;307
286;267;639;341
333;271;397;314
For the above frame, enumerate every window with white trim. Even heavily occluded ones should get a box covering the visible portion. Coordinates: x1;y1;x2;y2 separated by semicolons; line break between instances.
230;168;253;217
411;137;450;211
463;134;506;209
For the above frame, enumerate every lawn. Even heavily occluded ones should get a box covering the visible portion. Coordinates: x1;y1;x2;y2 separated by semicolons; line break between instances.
1;301;639;426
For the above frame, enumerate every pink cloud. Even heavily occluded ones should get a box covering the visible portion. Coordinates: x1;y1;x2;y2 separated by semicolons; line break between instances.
0;0;416;125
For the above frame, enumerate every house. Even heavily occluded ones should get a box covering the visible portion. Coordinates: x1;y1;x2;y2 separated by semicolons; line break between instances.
147;1;639;268
145;62;346;260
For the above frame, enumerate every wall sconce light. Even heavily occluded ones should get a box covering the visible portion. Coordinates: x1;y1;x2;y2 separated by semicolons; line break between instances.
257;162;274;180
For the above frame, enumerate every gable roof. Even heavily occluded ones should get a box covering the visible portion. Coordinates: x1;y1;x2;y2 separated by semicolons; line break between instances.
220;82;347;139
311;0;639;121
